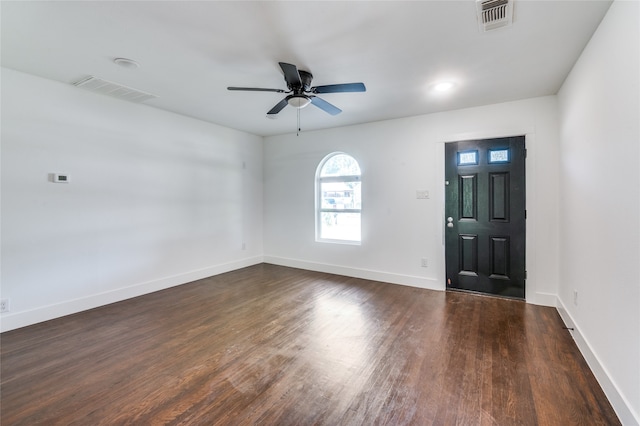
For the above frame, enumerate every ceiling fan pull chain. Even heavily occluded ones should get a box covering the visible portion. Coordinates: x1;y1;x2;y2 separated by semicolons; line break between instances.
297;108;301;136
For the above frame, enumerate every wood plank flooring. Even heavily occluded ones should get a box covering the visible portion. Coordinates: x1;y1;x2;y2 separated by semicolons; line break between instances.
1;264;620;425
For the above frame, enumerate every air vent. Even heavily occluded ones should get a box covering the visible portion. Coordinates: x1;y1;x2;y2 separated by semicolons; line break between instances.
476;0;514;32
72;76;157;103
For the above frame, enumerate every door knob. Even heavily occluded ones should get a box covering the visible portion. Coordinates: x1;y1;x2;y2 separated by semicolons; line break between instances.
447;217;454;228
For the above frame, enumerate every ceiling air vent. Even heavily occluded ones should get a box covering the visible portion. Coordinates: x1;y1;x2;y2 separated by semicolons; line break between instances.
72;76;157;103
476;0;514;32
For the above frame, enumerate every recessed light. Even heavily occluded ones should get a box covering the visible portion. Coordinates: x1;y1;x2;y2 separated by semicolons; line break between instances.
113;58;140;69
433;81;456;92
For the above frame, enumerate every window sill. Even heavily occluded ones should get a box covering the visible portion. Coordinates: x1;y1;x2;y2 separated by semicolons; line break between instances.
315;238;361;246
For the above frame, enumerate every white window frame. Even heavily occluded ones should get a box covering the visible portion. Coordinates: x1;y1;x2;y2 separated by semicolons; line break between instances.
315;152;362;245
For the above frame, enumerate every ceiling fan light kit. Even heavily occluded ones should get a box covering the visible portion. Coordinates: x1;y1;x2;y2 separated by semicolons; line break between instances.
287;95;311;109
227;62;366;131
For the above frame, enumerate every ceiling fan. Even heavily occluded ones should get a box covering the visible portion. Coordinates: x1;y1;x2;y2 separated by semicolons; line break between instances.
227;62;366;116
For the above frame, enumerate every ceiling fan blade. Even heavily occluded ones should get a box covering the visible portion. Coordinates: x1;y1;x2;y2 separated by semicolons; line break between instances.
311;82;366;94
267;98;289;115
227;87;286;93
310;96;342;116
279;62;302;87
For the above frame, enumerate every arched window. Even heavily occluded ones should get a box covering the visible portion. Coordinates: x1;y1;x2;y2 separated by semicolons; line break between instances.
316;152;361;244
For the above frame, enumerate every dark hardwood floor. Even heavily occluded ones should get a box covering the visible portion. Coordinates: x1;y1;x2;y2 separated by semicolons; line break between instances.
1;264;619;425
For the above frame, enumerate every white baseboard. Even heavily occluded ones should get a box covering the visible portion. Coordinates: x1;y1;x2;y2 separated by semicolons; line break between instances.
263;255;442;291
556;298;639;426
0;256;264;333
530;291;557;307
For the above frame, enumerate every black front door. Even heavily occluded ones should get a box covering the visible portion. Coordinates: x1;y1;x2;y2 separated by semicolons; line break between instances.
445;136;526;299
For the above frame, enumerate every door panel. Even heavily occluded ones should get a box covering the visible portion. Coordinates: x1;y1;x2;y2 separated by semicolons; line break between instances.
489;172;509;221
490;236;510;279
445;136;526;299
459;175;477;219
459;234;478;275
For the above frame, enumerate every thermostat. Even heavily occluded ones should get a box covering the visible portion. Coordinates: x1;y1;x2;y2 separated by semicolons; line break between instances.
53;173;70;183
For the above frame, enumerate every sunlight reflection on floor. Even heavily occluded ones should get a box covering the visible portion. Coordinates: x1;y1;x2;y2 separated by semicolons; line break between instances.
309;292;371;384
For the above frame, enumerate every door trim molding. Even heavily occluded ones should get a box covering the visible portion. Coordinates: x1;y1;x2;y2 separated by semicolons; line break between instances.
436;126;556;306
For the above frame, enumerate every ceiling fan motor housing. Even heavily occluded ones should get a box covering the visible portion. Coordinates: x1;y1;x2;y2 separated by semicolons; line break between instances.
297;70;313;92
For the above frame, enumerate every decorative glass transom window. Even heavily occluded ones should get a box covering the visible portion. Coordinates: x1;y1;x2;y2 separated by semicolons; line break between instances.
489;148;510;163
458;150;478;165
316;153;362;244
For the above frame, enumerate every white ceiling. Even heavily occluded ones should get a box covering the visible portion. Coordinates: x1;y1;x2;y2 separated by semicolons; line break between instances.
1;1;612;137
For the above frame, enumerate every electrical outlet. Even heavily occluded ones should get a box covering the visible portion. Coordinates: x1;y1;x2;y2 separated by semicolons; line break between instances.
421;258;428;268
573;290;578;306
0;299;9;313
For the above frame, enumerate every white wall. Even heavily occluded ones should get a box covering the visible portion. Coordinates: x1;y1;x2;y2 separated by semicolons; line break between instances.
0;68;264;332
263;95;560;307
3;3;636;418
557;1;640;424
